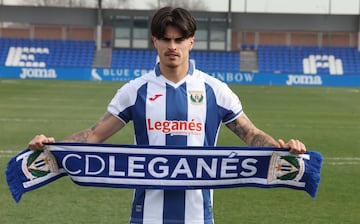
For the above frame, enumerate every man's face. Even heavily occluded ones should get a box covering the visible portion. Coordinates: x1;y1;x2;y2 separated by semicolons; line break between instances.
152;25;194;69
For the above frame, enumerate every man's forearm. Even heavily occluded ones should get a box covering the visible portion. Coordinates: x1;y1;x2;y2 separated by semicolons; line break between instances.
63;128;93;143
226;114;279;147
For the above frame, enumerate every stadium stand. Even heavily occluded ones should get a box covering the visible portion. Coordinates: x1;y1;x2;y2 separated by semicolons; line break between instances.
2;37;360;75
0;37;95;68
111;49;158;70
111;48;241;72
190;51;240;72
257;44;360;75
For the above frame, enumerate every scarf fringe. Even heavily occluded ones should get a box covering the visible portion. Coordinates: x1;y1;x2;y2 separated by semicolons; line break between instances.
304;151;323;198
6;156;25;203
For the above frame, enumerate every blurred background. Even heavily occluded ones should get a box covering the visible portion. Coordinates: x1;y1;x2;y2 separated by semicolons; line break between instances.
1;0;360;79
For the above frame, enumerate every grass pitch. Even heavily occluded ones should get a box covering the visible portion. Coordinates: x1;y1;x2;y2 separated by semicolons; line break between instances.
0;79;359;223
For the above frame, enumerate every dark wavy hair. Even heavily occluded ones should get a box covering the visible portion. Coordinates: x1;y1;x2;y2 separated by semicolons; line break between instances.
151;7;197;39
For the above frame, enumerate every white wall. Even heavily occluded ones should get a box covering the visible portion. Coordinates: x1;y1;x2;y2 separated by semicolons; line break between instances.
233;0;360;14
134;0;360;15
3;0;360;15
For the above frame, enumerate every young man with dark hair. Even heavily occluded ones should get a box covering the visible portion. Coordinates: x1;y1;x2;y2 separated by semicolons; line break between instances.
28;7;306;224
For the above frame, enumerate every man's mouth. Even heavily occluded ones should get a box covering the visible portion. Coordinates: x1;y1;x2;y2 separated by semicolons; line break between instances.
165;52;179;59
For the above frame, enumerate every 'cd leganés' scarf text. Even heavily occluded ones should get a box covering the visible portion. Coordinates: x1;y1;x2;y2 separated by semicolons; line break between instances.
6;143;322;203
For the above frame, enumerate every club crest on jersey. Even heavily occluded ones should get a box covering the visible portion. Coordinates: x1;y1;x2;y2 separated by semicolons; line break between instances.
21;150;59;180
267;152;305;183
189;90;204;105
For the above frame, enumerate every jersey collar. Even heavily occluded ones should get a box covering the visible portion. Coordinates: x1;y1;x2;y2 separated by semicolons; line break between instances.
155;61;195;77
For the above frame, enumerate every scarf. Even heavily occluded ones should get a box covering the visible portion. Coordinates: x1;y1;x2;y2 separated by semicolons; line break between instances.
6;142;322;203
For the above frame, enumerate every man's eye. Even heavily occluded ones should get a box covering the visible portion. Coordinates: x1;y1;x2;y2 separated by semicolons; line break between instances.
159;37;185;42
175;38;185;42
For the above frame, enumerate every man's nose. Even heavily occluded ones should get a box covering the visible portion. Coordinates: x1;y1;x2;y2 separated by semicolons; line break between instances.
168;40;176;50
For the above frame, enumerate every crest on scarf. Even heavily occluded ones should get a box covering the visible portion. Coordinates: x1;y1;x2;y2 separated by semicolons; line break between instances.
189;90;204;105
21;150;59;180
267;152;305;183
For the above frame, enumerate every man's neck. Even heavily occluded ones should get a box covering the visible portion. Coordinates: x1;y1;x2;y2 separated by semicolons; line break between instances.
159;63;189;83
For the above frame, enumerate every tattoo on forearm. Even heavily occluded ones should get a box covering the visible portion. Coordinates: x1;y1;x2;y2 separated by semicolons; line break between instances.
63;112;113;143
226;117;278;147
226;119;250;141
90;112;112;131
250;134;277;147
63;129;91;142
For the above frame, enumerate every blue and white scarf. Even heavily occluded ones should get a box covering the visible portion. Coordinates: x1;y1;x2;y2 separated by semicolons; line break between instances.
6;143;322;203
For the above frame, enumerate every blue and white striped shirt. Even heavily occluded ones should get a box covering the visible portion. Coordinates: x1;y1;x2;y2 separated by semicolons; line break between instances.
108;63;243;224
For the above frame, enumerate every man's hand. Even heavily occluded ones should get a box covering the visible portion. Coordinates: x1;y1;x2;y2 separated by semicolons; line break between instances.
28;134;55;150
278;139;306;154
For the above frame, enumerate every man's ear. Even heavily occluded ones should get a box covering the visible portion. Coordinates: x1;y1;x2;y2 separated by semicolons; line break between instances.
152;36;157;48
189;37;194;50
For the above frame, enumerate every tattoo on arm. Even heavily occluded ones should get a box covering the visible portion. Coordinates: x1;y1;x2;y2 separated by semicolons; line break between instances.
63;129;92;142
226;116;278;147
250;134;277;147
63;112;114;143
226;118;250;141
89;112;113;131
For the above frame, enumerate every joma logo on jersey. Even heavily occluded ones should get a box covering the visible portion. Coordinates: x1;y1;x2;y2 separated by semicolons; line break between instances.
189;91;204;105
147;118;203;135
149;93;163;101
21;150;59;180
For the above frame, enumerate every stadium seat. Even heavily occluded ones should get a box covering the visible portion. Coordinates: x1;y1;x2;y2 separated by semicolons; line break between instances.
1;37;359;75
110;49;241;73
111;48;158;70
257;44;360;75
0;37;95;68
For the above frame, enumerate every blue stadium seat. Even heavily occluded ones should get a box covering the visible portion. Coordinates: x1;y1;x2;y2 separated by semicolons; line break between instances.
110;49;240;73
0;37;95;68
256;44;360;75
111;48;157;70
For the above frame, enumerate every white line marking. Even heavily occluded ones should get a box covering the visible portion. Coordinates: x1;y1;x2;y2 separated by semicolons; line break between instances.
0;118;93;123
0;150;16;158
327;162;360;165
0;150;16;154
326;157;360;160
324;157;360;165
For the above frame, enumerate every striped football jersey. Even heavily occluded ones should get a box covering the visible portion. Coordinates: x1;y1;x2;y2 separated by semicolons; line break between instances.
107;62;243;224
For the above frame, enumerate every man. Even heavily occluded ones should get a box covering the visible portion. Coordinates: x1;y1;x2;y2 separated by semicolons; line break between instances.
28;7;306;224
